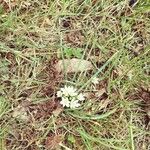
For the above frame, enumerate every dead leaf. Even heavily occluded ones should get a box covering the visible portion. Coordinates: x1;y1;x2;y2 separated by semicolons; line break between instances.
145;107;150;118
140;89;150;120
28;100;59;121
52;106;63;117
98;99;111;110
84;92;95;99
55;58;93;73
12;105;29;122
95;88;106;98
45;135;63;150
65;31;85;46
40;17;51;27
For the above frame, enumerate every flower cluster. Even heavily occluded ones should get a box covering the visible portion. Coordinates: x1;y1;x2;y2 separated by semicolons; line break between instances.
57;86;85;109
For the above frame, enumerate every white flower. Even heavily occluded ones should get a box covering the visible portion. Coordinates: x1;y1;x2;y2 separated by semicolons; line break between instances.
77;93;85;101
61;86;78;97
70;100;81;109
60;97;70;107
57;85;85;108
57;90;63;97
91;77;99;85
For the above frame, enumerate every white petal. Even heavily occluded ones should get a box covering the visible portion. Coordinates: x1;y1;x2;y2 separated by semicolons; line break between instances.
57;91;62;97
61;87;69;96
70;100;80;109
60;97;70;107
68;86;78;96
70;91;78;97
77;93;85;101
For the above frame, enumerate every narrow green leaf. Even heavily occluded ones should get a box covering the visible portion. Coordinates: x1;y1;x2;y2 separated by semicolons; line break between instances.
67;108;117;120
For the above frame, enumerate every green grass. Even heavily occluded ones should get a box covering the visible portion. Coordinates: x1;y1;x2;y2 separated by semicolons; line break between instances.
0;0;150;150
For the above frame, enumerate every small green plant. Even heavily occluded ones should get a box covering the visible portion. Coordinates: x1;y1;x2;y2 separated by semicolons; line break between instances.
0;96;9;118
63;47;83;59
67;134;76;144
0;6;4;14
0;60;9;74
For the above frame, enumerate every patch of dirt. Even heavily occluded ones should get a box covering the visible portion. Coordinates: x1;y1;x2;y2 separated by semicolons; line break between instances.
6;125;39;150
0;0;10;12
0;52;16;67
40;58;63;97
128;87;150;127
5;56;64;149
139;88;150;128
6;99;63;149
28;100;62;121
64;30;85;47
12;97;63;123
0;1;38;13
60;17;72;29
95;80;108;101
139;88;150;102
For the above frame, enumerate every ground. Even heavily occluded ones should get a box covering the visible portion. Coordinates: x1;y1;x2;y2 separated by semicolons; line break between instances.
0;0;150;150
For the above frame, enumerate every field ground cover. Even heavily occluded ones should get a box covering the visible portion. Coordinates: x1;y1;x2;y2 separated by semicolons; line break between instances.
0;0;150;150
